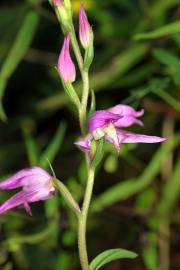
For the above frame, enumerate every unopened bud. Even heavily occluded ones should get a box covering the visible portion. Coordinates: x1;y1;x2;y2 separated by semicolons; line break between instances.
57;34;76;82
79;5;91;49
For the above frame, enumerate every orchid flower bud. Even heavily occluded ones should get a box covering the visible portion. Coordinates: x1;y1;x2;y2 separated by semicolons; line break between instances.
58;34;76;82
52;0;62;7
79;5;91;49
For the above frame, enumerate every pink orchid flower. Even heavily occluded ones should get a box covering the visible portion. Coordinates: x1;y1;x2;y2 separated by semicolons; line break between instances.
0;167;55;215
75;104;166;152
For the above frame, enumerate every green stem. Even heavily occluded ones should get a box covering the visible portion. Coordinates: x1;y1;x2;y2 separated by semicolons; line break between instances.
69;29;90;133
79;71;89;134
78;167;95;270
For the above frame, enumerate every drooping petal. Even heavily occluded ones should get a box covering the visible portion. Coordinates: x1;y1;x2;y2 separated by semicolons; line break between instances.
79;5;91;48
74;137;91;152
0;167;51;190
0;183;54;215
88;110;120;133
113;115;144;128
0;191;36;214
108;104;144;128
57;34;76;82
104;124;120;151
108;104;144;118
116;129;166;144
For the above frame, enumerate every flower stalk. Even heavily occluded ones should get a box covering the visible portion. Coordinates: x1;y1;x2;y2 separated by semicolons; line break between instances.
52;2;165;270
78;166;95;270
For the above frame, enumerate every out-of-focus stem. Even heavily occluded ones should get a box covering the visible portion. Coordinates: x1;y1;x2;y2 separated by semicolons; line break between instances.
159;116;174;270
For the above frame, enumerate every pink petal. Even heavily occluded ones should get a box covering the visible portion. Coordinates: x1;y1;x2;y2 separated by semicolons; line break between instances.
0;185;54;215
88;111;120;133
116;130;166;144
108;104;144;118
0;167;51;190
114;116;144;128
57;34;76;82
0;191;36;214
74;137;91;152
79;5;91;48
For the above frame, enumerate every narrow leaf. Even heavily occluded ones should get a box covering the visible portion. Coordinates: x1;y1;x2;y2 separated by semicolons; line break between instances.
21;120;39;166
0;11;39;121
135;21;180;40
91;138;104;168
39;122;67;168
153;48;180;69
92;135;180;212
90;249;137;270
53;178;81;216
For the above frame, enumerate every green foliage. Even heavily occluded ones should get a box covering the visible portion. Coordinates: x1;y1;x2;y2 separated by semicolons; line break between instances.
0;11;39;121
135;21;180;40
90;249;137;270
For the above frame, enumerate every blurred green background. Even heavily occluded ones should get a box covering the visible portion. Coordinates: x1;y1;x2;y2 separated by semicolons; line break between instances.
0;0;180;269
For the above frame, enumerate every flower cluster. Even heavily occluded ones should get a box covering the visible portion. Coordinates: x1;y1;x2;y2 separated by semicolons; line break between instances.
57;4;91;82
0;4;166;218
75;104;166;153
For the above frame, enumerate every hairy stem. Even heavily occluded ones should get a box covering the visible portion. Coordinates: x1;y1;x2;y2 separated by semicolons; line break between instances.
78;167;95;270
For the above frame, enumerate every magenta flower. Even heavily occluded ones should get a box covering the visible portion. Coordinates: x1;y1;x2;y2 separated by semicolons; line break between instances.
0;167;55;215
79;5;91;49
75;104;166;152
57;34;76;82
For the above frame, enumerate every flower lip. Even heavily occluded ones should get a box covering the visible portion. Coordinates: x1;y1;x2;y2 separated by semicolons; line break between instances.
74;136;91;152
0;167;55;215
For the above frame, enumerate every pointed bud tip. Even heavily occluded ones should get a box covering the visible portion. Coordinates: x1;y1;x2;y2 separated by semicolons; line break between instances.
79;4;91;49
57;33;76;82
52;0;62;7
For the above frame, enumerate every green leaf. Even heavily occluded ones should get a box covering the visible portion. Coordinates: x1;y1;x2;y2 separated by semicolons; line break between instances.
152;49;180;85
157;157;180;216
135;20;180;40
0;11;39;121
90;249;138;270
149;79;180;110
39;122;67;168
153;48;180;69
91;138;104;168
63;81;81;109
53;178;80;216
92;134;180;212
21;120;39;166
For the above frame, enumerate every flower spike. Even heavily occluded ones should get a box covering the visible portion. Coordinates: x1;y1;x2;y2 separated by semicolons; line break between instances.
58;34;76;82
79;5;91;49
